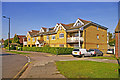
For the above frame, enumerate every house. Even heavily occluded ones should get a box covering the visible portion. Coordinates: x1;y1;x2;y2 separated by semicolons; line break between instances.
25;18;108;53
0;38;4;48
115;19;120;58
12;34;26;46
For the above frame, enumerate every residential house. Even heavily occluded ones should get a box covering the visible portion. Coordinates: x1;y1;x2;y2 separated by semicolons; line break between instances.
115;19;120;58
0;38;4;48
25;18;108;53
12;34;26;46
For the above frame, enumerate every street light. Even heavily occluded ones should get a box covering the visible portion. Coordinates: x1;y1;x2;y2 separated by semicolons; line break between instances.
3;16;11;51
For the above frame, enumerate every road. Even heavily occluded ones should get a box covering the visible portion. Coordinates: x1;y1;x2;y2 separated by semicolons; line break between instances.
1;51;28;78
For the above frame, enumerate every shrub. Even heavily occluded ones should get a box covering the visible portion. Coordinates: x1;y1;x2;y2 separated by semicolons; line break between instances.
22;47;74;55
5;46;16;50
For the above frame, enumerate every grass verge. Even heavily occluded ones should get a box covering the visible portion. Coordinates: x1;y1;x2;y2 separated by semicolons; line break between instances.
6;51;30;54
91;56;117;60
56;60;118;78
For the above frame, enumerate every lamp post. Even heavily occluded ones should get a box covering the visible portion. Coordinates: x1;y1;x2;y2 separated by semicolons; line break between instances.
3;16;10;51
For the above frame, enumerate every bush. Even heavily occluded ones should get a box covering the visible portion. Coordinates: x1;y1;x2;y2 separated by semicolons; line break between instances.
16;46;22;51
22;47;74;55
5;46;16;50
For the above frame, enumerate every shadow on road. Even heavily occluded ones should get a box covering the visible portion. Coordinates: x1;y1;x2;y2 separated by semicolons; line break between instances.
0;53;16;56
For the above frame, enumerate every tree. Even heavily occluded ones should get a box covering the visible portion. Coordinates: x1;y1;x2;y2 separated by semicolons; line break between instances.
4;39;12;48
12;34;20;43
108;32;115;46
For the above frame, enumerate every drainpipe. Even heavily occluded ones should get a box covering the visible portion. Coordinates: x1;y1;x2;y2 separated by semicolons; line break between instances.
79;30;81;48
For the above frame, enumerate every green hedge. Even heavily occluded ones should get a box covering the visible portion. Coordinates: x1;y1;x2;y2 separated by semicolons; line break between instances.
16;46;22;51
5;46;16;50
22;47;74;55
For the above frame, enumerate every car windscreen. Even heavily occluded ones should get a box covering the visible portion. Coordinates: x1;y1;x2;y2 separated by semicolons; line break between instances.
108;49;113;51
88;49;94;52
73;49;79;51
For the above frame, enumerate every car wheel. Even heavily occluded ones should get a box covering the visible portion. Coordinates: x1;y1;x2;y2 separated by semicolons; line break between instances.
96;54;98;57
101;53;103;56
72;55;77;57
82;55;85;58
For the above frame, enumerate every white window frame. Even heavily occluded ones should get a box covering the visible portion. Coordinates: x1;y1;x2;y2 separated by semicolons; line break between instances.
97;44;99;48
59;44;64;47
51;35;55;40
59;33;64;38
28;38;30;41
97;35;99;39
47;36;49;40
97;26;99;30
33;38;35;42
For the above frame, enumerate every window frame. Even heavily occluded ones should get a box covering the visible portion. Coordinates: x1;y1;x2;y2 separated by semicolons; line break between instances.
33;38;35;42
51;35;55;40
97;44;99;48
28;38;30;41
59;44;64;47
97;26;99;30
97;34;99;40
59;33;64;38
47;36;49;40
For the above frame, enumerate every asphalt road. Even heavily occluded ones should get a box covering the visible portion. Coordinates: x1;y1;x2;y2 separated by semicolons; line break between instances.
1;51;28;78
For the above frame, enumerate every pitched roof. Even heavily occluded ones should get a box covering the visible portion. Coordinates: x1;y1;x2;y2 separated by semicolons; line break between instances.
31;18;107;36
115;19;120;32
42;27;47;32
23;37;27;41
28;30;39;37
78;18;91;24
17;35;26;38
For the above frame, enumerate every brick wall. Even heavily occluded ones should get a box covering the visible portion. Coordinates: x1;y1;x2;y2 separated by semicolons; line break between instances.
115;33;120;58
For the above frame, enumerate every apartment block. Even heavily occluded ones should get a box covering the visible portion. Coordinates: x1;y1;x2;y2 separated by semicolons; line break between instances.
24;18;108;53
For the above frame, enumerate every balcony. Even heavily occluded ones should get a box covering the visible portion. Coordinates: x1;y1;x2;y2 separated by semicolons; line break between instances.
23;41;27;45
67;37;84;43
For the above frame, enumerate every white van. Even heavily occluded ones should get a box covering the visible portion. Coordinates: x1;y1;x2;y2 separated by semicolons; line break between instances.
72;49;92;57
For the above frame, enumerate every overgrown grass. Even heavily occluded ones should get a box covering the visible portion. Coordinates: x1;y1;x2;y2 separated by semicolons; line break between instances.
56;60;118;78
6;51;30;54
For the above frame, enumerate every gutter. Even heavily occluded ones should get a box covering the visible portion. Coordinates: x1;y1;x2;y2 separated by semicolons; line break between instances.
11;56;31;80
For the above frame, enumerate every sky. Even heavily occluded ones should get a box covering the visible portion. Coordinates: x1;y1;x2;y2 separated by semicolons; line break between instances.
2;2;119;40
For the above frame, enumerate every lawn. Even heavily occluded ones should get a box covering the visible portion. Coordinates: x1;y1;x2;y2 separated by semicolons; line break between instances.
91;56;117;60
56;60;119;78
6;51;30;54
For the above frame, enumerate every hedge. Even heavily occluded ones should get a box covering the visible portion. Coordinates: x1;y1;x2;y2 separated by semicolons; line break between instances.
22;47;74;55
5;46;16;50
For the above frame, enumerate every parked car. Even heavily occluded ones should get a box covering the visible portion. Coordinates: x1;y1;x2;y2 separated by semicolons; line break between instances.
107;49;114;54
88;49;103;56
72;49;92;57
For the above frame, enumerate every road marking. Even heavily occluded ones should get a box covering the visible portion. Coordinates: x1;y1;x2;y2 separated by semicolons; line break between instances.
11;56;31;80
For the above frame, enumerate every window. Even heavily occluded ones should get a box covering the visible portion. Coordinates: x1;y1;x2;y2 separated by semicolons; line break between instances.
97;26;99;30
36;37;38;40
97;44;99;48
52;35;55;40
75;33;79;37
97;34;99;39
59;33;64;38
33;38;35;42
77;23;81;26
59;44;64;47
47;36;49;40
28;38;30;41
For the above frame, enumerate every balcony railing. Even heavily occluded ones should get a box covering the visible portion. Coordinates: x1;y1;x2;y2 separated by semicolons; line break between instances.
23;41;27;45
67;37;84;43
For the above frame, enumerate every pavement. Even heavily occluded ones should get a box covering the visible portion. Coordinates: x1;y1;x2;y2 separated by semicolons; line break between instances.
1;51;28;78
12;51;118;79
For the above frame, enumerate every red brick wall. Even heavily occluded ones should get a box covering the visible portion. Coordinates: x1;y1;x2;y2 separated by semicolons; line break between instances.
115;33;120;58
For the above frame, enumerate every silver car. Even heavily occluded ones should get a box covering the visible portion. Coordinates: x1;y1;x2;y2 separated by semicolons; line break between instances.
72;49;92;57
